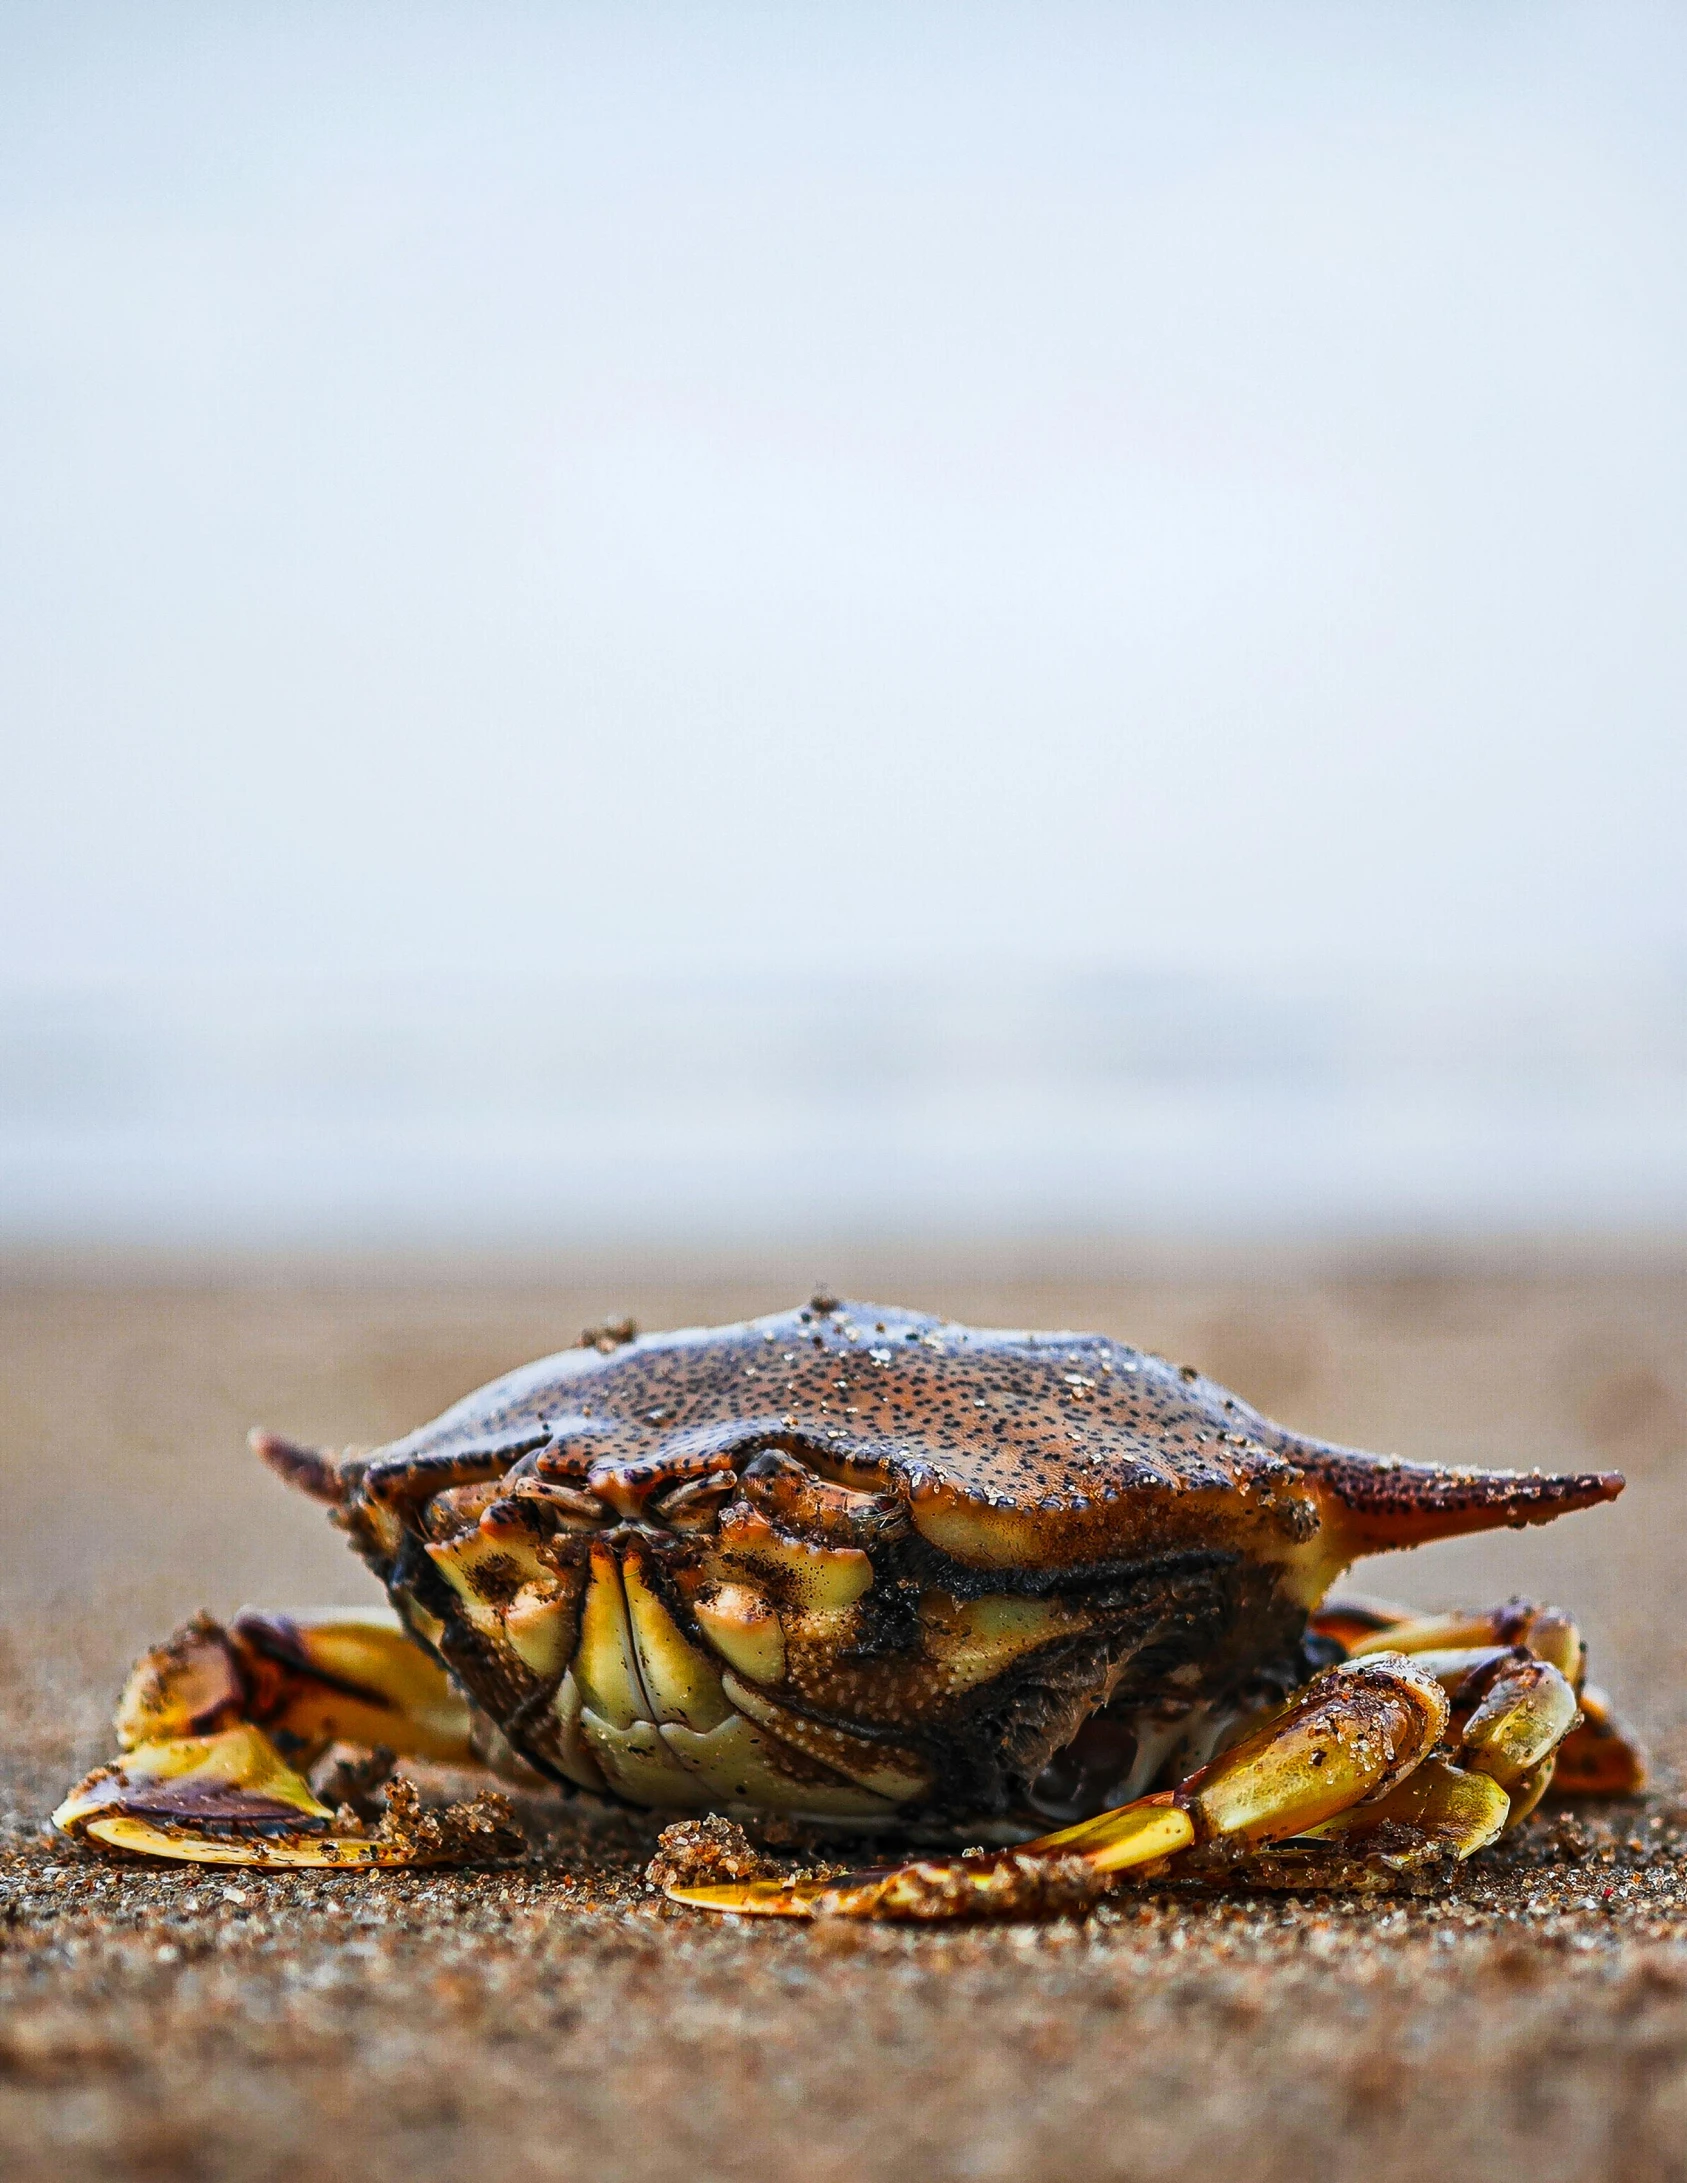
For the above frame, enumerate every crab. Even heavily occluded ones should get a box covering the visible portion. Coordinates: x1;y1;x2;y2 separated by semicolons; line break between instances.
55;1298;1645;1918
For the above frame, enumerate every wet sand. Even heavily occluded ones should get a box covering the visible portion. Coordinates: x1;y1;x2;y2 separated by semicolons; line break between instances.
2;1245;1684;2182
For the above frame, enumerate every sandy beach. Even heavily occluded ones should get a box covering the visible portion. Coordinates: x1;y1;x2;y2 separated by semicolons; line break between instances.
3;1244;1684;2181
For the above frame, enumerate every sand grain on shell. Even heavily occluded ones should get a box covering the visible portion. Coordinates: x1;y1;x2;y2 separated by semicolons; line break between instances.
2;1250;1685;2182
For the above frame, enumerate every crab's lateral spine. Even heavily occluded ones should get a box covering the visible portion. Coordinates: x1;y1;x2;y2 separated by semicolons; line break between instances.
250;1431;349;1506
1299;1447;1623;1552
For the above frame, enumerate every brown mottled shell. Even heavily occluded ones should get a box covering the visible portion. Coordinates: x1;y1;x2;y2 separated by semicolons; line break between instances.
342;1299;1616;1569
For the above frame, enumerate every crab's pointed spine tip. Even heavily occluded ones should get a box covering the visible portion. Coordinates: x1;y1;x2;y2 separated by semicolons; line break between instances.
1308;1449;1623;1552
250;1429;350;1506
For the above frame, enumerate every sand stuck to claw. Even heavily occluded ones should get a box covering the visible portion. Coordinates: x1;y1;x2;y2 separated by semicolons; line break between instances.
370;1777;525;1866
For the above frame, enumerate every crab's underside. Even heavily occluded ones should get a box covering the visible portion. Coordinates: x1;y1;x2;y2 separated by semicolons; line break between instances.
56;1300;1644;1918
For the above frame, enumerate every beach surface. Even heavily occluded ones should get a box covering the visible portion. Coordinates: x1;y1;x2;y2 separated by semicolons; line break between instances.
3;1247;1684;2182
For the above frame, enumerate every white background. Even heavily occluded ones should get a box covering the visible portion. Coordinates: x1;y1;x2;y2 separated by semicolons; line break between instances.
3;5;1683;1240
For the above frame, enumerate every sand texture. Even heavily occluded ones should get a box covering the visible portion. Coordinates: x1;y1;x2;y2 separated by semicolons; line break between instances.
2;1247;1685;2183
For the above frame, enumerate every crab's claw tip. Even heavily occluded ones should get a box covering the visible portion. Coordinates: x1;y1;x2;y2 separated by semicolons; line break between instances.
1310;1450;1623;1553
250;1430;350;1506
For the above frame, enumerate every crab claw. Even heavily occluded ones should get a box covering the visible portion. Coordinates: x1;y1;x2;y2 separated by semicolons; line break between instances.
54;1724;523;1868
52;1723;391;1866
107;1607;474;1770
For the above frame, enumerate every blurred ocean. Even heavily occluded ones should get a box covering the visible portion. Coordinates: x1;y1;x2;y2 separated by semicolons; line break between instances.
4;964;1683;1247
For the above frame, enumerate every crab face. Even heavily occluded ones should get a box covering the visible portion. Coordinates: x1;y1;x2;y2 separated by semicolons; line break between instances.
297;1300;1617;1830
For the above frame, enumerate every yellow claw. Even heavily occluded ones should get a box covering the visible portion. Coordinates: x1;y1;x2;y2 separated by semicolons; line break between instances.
79;1816;422;1868
56;1723;333;1838
54;1725;411;1865
56;1724;521;1869
1178;1654;1449;1848
111;1608;475;1770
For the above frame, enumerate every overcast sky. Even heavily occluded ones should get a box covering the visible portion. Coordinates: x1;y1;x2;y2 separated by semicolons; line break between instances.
3;3;1684;991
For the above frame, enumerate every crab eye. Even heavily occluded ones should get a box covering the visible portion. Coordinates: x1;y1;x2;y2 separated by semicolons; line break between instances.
509;1480;609;1529
741;1449;812;1490
648;1472;738;1532
740;1448;905;1543
419;1482;505;1539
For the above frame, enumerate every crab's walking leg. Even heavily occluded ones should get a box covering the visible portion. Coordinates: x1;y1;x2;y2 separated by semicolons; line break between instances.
1287;1642;1578;1875
663;1652;1451;1919
1228;1612;1640;1885
1312;1594;1648;1798
54;1609;519;1868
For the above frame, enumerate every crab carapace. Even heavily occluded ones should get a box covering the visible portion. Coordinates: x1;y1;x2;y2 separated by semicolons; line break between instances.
56;1299;1645;1916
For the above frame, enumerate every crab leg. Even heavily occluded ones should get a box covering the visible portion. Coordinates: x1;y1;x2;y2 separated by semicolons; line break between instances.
662;1652;1450;1919
1273;1644;1577;1874
54;1608;518;1867
1313;1594;1647;1799
1203;1625;1630;1889
1345;1604;1585;1687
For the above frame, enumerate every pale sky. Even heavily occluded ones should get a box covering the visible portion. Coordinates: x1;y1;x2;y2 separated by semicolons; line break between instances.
3;3;1684;990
